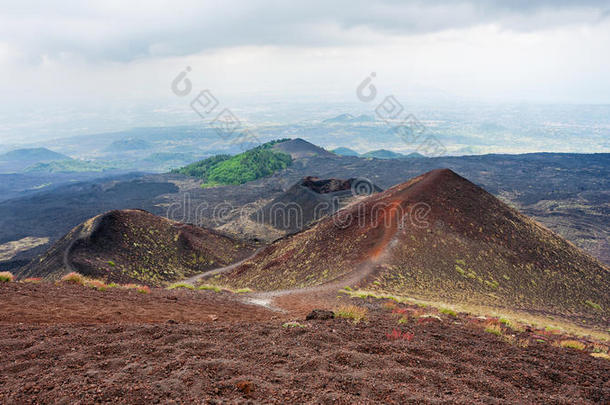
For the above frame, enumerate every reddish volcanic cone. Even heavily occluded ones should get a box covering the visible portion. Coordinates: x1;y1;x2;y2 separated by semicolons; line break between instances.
212;169;609;327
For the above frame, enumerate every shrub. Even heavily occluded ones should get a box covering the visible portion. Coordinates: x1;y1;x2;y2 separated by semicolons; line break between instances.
167;282;195;290
22;277;42;283
0;271;15;282
484;324;503;336
197;284;222;292
591;352;610;360
386;329;414;341
61;272;85;285
334;305;368;324
558;340;586;350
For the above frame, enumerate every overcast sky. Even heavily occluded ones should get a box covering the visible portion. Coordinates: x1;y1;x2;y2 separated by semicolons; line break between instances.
1;0;610;141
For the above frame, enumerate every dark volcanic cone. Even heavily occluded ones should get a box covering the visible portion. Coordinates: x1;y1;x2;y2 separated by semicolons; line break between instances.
17;209;255;286
253;176;382;233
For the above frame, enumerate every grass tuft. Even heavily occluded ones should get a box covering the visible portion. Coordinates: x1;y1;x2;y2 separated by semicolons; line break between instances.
591;352;610;360
85;279;108;291
197;284;222;292
557;340;586;350
123;283;151;293
439;307;457;317
0;271;15;282
234;288;253;294
60;272;85;285
22;277;42;283
484;324;503;336
334;305;368;324
282;321;307;328
136;285;151;294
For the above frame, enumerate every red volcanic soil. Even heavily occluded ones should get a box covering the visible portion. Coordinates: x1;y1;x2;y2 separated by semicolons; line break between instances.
0;281;273;325
1;283;609;403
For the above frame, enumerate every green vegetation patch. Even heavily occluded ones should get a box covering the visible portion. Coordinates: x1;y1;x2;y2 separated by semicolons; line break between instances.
198;284;222;292
585;300;602;311
173;140;292;186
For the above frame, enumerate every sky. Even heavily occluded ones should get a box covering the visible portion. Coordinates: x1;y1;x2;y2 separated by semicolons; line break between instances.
1;0;610;142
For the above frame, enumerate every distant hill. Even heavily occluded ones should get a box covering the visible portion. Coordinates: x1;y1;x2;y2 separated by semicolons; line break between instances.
17;209;255;286
0;148;72;173
173;140;293;186
361;150;426;159
332;147;360;157
271;138;335;159
211;169;609;327
104;138;152;152
25;159;125;173
323;114;375;123
362;149;406;159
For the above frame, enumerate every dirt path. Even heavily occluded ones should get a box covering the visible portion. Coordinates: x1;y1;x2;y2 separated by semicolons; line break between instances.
182;247;265;285
243;199;403;313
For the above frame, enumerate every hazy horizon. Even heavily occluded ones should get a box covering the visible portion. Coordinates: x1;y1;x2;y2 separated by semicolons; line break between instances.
1;0;610;150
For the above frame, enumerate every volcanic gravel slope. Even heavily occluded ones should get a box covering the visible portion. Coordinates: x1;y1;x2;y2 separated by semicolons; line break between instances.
211;169;609;327
0;283;608;403
17;209;255;286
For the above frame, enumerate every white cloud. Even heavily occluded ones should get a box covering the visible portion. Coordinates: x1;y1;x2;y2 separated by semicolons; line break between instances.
0;0;609;142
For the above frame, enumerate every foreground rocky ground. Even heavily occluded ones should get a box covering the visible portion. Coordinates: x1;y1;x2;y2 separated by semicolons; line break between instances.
0;283;608;403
